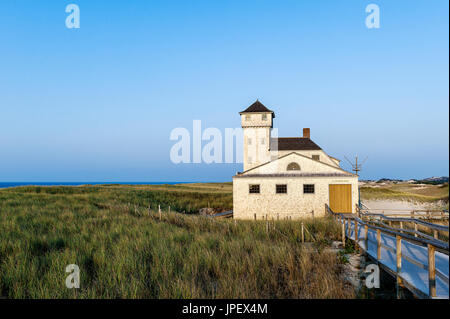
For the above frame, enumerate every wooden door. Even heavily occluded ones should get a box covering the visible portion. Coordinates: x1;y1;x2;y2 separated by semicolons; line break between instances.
329;184;352;213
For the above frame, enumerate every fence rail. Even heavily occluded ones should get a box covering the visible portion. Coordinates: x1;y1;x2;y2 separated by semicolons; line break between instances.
326;204;449;299
357;207;449;220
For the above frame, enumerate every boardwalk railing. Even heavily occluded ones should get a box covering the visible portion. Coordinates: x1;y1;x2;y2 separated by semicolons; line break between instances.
357;206;449;220
326;204;449;299
356;205;449;242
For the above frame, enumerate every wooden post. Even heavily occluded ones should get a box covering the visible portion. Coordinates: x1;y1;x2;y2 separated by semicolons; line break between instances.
301;222;305;243
342;220;346;248
399;221;403;233
396;235;402;273
433;230;438;240
428;244;436;298
414;223;418;238
354;219;359;250
377;229;381;260
159;204;161;220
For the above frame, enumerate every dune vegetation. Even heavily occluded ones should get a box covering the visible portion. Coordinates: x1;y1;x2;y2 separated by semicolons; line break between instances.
0;184;353;299
360;183;449;204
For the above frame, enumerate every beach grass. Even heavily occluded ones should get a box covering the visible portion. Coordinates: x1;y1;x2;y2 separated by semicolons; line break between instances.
0;184;353;299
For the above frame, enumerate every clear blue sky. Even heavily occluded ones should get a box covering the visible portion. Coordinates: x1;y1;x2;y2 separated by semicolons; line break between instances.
0;0;448;182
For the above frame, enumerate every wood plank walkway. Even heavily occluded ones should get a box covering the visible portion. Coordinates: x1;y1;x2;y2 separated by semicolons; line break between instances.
327;205;449;299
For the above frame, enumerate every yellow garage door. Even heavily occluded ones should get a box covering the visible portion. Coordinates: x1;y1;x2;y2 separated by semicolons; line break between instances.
329;184;352;213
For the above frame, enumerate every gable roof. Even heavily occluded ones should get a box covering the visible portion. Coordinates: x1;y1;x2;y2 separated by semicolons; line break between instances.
240;100;275;117
270;137;322;151
237;152;357;177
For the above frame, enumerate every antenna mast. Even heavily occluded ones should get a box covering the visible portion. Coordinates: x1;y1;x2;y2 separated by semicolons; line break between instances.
344;155;368;210
344;155;368;177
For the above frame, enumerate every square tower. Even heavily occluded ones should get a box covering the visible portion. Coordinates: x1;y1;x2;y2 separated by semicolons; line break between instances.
239;100;275;171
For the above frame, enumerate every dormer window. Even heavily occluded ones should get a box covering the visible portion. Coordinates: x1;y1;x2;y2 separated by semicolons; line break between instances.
287;162;300;171
312;155;320;161
262;114;267;121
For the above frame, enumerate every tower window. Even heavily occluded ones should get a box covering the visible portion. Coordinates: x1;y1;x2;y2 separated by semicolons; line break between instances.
287;162;300;171
276;184;287;194
245;115;251;121
262;114;267;120
303;184;315;194
312;155;320;161
249;184;260;194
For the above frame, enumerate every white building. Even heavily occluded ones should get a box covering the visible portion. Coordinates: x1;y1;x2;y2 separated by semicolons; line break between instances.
233;100;359;219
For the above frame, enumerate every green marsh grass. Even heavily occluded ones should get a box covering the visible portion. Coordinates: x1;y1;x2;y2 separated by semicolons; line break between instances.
0;185;353;298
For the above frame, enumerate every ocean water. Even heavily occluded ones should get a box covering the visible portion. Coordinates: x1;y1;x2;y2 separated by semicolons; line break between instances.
0;182;192;189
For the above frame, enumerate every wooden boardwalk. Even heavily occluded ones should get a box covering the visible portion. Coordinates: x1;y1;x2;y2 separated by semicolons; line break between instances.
327;205;449;299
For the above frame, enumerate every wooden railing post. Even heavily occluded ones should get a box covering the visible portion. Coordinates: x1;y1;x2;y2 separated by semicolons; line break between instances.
377;229;381;260
342;218;346;248
414;223;418;238
396;235;402;273
433;230;438;240
399;221;403;233
428;244;436;298
354;219;359;250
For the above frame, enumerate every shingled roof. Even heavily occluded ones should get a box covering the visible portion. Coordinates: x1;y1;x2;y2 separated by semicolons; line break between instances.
270;137;322;151
240;100;275;116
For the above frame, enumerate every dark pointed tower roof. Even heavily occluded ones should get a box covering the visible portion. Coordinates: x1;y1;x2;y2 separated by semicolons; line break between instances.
239;100;275;117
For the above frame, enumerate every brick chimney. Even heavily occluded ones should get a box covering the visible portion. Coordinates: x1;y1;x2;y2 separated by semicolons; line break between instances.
303;128;310;138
